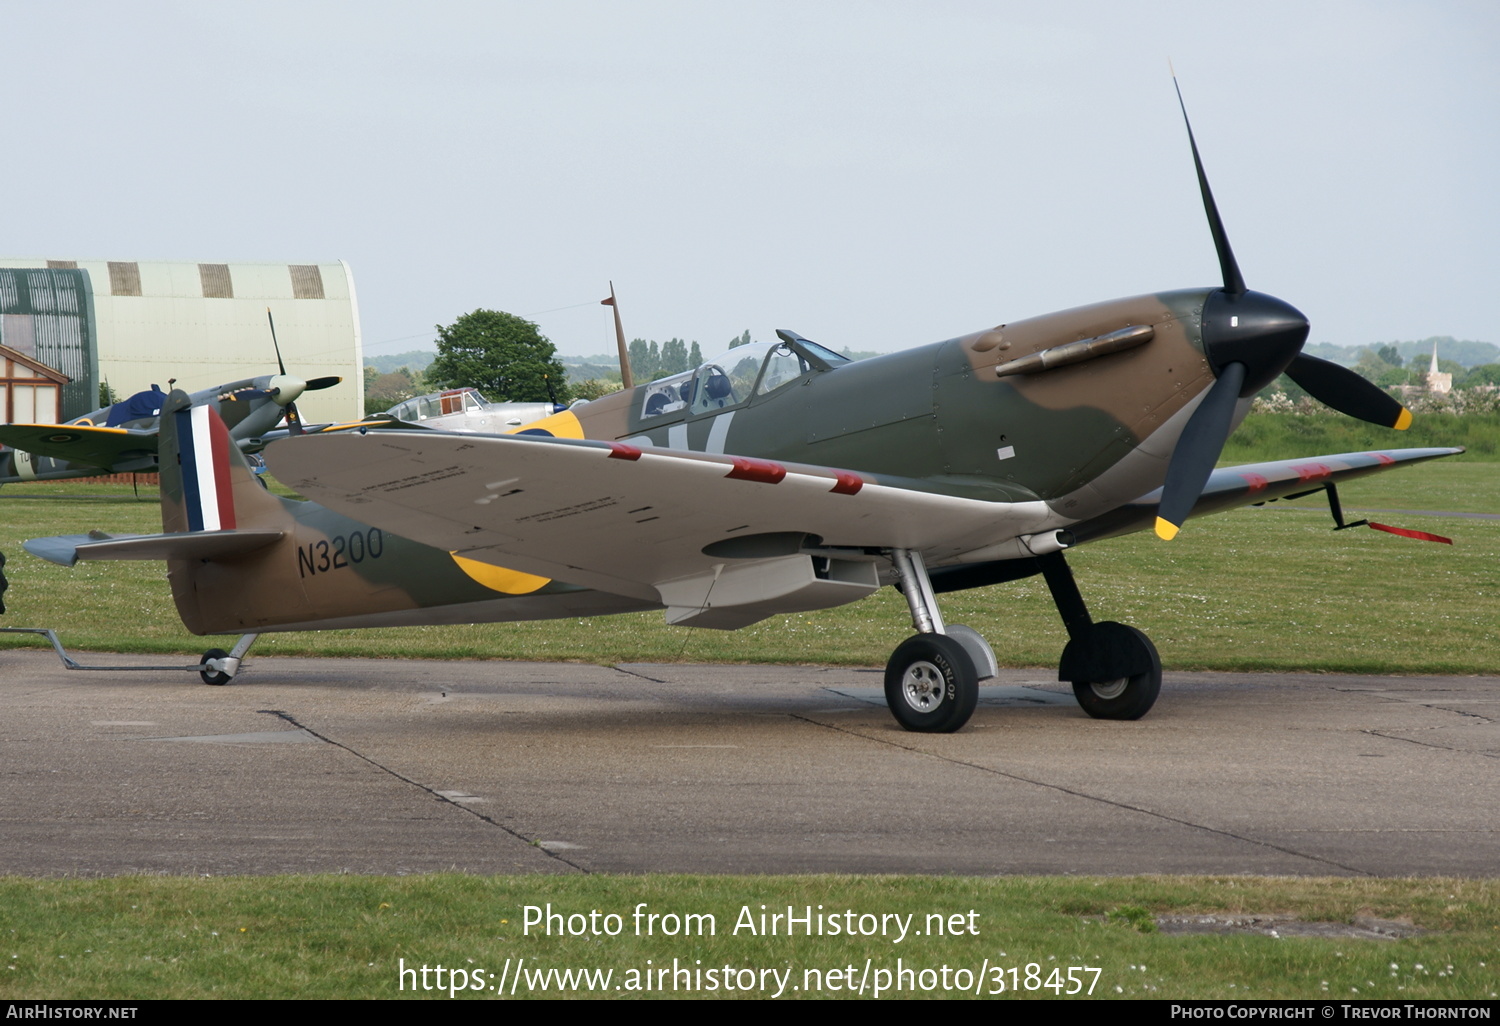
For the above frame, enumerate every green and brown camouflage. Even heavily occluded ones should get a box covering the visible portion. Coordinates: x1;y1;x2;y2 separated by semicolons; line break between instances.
525;287;1210;510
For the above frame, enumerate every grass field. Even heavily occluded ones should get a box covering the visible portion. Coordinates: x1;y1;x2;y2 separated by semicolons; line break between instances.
0;875;1495;1000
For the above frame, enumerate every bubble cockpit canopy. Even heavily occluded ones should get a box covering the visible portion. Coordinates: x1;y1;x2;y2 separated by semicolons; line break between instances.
638;335;849;420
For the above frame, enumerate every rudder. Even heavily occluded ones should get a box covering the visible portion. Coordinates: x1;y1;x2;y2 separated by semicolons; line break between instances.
158;389;282;534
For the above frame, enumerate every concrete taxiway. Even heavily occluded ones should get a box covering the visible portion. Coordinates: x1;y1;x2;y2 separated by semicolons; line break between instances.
0;650;1494;876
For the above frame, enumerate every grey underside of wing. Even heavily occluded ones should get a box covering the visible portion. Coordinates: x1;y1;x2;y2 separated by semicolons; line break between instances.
266;432;1053;602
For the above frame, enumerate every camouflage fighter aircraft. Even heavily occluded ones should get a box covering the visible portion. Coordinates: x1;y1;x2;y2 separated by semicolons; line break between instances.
25;88;1462;732
0;372;341;485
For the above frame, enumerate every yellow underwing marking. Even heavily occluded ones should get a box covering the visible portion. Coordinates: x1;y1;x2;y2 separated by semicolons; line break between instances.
449;553;550;594
35;424;128;435
1394;407;1413;431
505;409;585;439
323;420;393;432
1154;517;1180;541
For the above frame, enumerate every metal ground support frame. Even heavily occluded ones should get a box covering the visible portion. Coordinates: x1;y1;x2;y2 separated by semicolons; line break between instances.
0;626;255;677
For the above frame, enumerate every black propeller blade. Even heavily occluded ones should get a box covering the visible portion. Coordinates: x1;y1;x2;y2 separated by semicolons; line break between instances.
267;308;288;377
1173;76;1244;298
267;309;305;436
1156;361;1246;540
1285;353;1413;429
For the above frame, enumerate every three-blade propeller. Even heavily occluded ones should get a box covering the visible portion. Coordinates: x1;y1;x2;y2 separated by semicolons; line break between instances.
1154;79;1411;540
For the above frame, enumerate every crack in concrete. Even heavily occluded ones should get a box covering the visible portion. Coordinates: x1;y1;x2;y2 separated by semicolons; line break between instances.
610;665;669;684
1341;690;1496;727
257;709;589;873
818;687;888;708
790;713;1370;876
1363;729;1499;760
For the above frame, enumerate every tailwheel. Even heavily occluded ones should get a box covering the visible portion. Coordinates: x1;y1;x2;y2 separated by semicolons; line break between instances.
198;634;258;686
199;648;233;686
1064;621;1161;720
884;633;979;733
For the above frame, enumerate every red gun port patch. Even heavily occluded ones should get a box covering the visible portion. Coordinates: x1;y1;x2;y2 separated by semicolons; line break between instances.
1292;462;1332;483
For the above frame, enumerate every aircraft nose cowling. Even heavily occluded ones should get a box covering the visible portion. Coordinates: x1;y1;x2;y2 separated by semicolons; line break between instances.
1201;288;1309;396
268;374;308;406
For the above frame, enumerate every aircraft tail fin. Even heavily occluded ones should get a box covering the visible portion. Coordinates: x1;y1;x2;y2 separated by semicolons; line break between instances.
157;389;283;534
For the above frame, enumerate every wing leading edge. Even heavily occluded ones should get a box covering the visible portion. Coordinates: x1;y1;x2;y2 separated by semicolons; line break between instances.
1066;447;1464;545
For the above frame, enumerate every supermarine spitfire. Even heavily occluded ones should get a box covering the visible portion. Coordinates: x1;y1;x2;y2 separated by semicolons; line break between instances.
25;86;1461;731
0;372;340;485
0;312;340;485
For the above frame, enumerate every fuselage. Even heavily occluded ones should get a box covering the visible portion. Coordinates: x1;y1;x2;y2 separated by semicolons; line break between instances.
165;288;1262;636
517;288;1219;524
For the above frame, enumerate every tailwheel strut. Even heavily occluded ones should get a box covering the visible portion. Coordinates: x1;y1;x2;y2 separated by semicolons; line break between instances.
199;633;259;686
882;549;995;733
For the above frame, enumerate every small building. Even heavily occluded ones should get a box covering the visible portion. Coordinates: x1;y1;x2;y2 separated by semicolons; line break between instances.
0;343;69;424
0;267;96;418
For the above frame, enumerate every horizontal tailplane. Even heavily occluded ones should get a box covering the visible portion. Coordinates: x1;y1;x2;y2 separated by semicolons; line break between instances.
25;530;283;568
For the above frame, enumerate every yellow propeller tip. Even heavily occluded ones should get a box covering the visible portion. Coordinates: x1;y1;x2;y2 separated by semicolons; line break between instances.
1154;517;1180;541
1394;408;1413;431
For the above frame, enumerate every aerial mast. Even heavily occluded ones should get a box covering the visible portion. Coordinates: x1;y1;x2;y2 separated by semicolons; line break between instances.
601;282;634;390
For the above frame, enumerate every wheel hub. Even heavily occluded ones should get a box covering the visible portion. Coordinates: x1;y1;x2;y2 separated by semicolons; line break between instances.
1089;677;1129;700
900;661;949;712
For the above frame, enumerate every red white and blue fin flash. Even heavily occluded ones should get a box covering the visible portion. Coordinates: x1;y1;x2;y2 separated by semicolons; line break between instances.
176;405;237;532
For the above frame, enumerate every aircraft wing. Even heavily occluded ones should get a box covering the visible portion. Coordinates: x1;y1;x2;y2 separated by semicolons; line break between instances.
0;424;158;469
1067;447;1465;544
266;431;1055;626
248;414;435;449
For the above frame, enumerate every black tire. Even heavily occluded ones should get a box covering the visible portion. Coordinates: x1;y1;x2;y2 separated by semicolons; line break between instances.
1070;625;1160;720
884;634;979;733
200;648;233;686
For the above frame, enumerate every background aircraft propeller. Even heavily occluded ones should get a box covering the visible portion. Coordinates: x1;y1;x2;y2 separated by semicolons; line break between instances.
1154;80;1410;540
263;309;339;436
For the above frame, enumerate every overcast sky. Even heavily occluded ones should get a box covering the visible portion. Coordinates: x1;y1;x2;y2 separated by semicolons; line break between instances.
6;1;1496;361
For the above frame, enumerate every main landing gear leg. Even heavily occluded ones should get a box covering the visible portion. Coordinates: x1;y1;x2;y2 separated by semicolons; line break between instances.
199;633;259;686
882;549;995;733
1036;551;1160;719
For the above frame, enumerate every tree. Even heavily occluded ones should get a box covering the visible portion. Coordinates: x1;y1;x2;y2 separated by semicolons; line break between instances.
627;338;659;382
659;338;689;376
426;309;569;403
365;366;423;412
1460;363;1500;388
571;378;625;401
